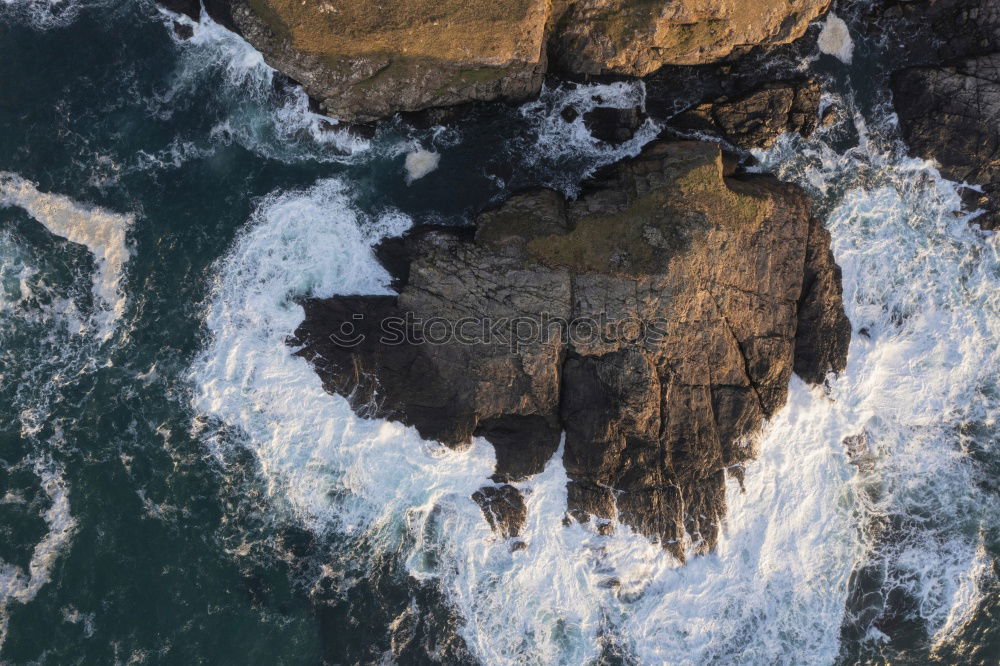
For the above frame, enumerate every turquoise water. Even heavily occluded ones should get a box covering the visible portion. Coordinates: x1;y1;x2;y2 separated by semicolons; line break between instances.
0;1;997;664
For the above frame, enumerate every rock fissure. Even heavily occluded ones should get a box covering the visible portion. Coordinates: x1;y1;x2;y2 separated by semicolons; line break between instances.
707;288;770;417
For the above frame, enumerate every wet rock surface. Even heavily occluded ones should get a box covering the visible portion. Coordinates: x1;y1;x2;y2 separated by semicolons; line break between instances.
892;55;1000;229
639;38;827;153
569;71;824;155
291;140;850;557
582;105;646;144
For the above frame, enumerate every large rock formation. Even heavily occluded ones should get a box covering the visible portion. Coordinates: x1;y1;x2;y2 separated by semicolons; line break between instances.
573;72;823;152
883;0;1000;229
290;140;850;557
164;0;831;122
877;0;1000;63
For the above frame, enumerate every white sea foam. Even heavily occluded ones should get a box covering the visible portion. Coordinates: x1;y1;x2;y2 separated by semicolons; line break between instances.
0;461;76;650
818;13;855;64
188;175;848;663
154;7;371;163
404;149;440;184
131;138;217;174
188;179;494;546
756;115;1000;651
519;81;662;194
0;232;89;341
0;172;131;337
929;533;995;652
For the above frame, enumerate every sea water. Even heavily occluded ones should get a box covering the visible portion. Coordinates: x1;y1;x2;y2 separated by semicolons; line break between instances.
0;1;996;664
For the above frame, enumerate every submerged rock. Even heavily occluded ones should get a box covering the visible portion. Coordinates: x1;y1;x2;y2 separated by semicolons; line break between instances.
291;140;850;558
171;0;831;122
582;106;646;144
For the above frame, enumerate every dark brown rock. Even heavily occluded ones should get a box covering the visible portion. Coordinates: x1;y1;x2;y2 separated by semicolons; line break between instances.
668;79;822;151
794;215;852;383
892;55;1000;229
472;485;528;538
875;0;1000;63
172;20;194;40
582;106;646;144
157;0;830;122
202;0;240;31
877;0;1000;229
291;140;850;557
156;0;200;21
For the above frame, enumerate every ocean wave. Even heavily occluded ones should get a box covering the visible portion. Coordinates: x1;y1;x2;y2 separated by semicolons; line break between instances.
0;0;92;30
189;174;854;663
0;172;132;339
756;103;1000;657
0;461;76;651
153;7;371;164
517;80;662;195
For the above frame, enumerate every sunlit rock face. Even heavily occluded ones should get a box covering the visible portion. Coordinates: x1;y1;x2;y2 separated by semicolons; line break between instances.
291;140;850;557
550;0;831;75
172;0;831;122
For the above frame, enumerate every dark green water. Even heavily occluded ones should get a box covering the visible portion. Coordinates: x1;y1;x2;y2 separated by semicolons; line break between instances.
0;2;997;664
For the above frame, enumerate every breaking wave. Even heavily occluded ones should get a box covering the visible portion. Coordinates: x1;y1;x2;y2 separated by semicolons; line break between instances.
0;0;96;30
153;6;371;163
756;104;1000;658
187;172;858;662
518;81;661;195
0;172;132;338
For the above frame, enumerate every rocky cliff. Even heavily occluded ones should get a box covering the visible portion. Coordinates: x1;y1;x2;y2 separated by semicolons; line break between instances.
290;140;850;557
164;0;831;122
